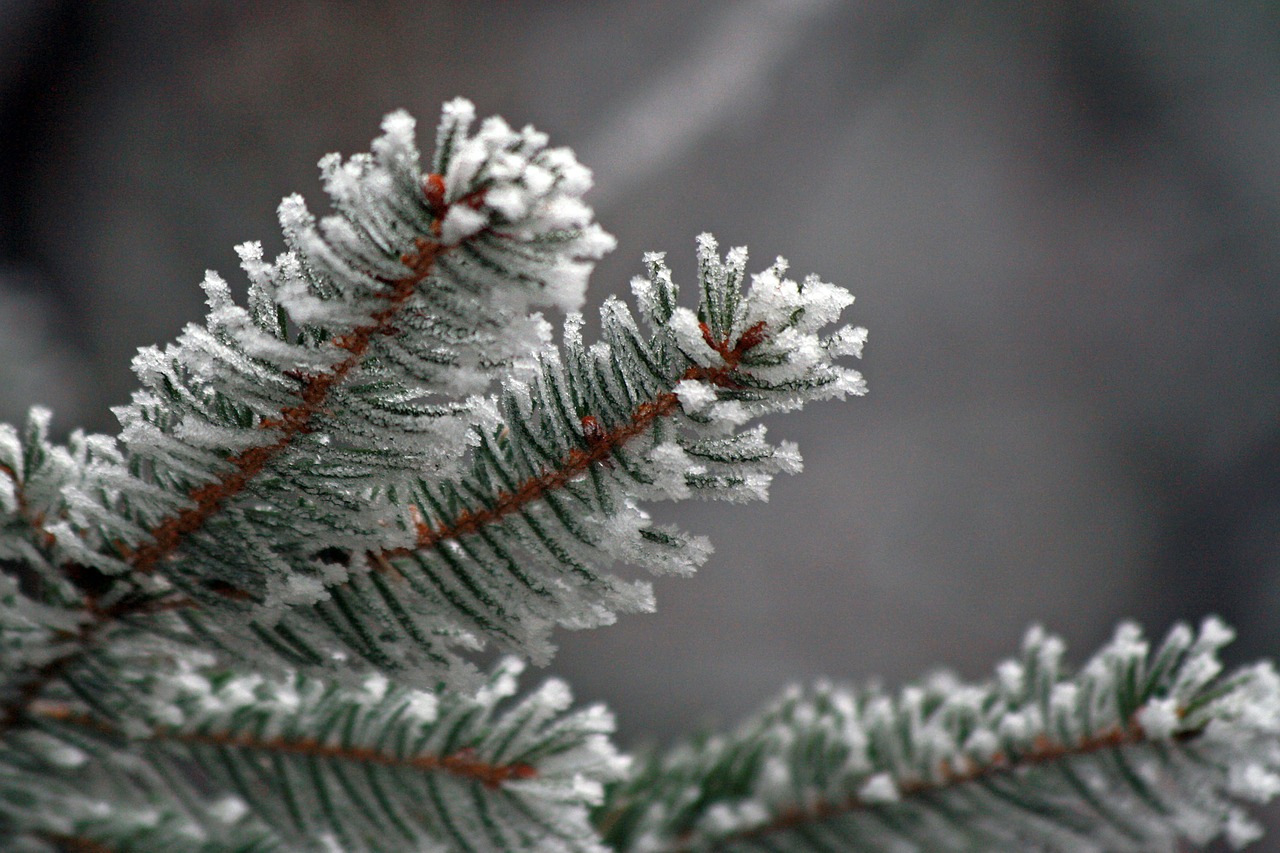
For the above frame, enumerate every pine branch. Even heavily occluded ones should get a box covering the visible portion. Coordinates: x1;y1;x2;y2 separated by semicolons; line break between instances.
0;101;617;729
29;700;539;789
598;619;1280;852
402;319;766;552
237;237;865;683
0;409;93;588
0;412;125;732
6;657;624;852
125;234;448;577
700;722;1176;849
106;101;608;591
5;98;1276;853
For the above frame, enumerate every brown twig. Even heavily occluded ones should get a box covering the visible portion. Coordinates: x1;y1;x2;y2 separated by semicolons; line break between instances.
32;701;536;789
383;320;766;559
0;177;457;733
126;234;445;575
661;715;1201;852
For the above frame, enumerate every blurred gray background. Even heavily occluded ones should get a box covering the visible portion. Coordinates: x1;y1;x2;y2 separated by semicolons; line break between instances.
2;0;1279;823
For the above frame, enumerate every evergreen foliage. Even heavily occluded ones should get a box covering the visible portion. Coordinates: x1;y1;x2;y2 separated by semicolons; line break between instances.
597;619;1280;852
0;100;1276;851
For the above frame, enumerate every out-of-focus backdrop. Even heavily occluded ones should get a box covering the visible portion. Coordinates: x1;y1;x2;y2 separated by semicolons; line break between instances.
2;0;1278;808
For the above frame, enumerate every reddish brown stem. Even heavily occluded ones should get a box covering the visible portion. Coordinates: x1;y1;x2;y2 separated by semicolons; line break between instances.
0;177;455;732
670;715;1199;852
32;702;536;789
385;321;767;558
127;234;445;575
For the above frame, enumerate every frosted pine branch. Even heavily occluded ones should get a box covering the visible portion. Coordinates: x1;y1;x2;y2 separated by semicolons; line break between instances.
4;657;624;852
0;100;619;722
597;619;1280;852
240;236;867;681
1;99;1277;853
107;99;613;597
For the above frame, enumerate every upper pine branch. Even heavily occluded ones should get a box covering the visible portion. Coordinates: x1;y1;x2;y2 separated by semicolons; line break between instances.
0;99;616;722
124;234;446;576
223;234;866;684
0;101;866;716
106;100;614;597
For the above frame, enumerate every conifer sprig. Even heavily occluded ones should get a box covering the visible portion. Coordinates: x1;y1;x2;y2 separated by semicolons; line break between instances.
102;99;613;603
4;657;624;852
596;619;1280;852
232;235;866;684
2;100;1278;853
0;100;617;723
